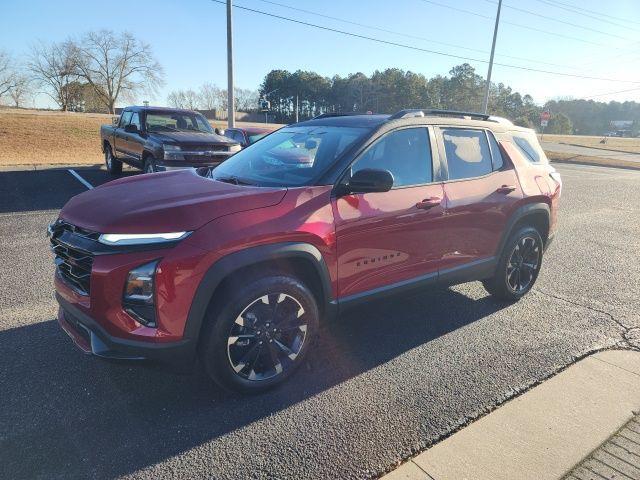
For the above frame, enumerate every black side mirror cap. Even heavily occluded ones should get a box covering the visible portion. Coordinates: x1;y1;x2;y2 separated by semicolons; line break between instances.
342;168;394;195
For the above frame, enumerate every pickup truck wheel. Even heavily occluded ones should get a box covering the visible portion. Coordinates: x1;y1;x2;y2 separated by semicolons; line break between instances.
483;226;543;301
200;274;319;393
104;146;122;175
143;156;158;174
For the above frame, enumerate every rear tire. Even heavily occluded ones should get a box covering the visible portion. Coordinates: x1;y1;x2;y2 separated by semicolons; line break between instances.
200;274;319;394
104;145;122;175
483;226;543;301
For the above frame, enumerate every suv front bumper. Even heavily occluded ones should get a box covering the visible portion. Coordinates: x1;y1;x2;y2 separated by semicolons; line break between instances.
56;293;196;367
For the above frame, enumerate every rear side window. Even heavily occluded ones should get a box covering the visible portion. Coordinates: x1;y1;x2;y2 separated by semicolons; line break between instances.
512;134;545;163
442;128;492;180
130;112;141;130
352;127;432;188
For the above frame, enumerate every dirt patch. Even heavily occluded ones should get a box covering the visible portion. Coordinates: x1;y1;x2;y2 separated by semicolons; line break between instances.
541;134;640;154
546;150;640;171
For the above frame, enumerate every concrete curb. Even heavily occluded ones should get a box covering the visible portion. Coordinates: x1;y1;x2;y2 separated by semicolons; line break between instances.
382;350;640;480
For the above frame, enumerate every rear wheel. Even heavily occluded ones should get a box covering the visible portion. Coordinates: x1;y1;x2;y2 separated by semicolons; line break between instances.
483;226;543;301
104;145;122;175
200;274;319;393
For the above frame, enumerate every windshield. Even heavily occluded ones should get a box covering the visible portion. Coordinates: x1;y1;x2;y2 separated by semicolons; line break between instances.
210;126;367;187
145;111;213;134
248;133;268;144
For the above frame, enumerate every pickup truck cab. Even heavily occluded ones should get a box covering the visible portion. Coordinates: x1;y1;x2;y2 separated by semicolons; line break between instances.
100;106;241;174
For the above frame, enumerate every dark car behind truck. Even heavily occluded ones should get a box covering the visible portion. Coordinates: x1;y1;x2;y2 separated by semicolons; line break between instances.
100;106;241;174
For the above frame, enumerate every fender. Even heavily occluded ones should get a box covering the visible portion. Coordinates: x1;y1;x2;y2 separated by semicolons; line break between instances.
496;202;550;257
182;242;336;341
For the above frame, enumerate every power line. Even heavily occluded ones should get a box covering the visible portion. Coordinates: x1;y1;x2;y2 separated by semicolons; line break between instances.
417;0;633;50
212;0;640;85
547;0;640;27
483;0;635;41
531;0;640;31
583;87;640;99
252;0;579;70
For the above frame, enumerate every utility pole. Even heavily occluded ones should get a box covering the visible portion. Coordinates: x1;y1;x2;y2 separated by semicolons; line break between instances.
482;0;502;114
295;94;299;123
226;0;235;128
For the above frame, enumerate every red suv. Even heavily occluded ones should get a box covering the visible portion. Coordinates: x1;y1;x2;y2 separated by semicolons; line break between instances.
50;109;561;393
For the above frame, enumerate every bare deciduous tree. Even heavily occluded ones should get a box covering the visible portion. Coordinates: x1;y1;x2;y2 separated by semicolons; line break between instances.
167;89;199;110
234;87;259;112
9;74;32;108
27;41;78;111
0;50;17;99
198;82;222;110
73;30;164;114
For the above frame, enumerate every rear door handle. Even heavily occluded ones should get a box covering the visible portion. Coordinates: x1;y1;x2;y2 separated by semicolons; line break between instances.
496;185;516;194
416;197;442;210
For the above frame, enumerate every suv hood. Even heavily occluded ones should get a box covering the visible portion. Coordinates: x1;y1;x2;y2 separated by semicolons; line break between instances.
148;131;235;146
59;169;286;233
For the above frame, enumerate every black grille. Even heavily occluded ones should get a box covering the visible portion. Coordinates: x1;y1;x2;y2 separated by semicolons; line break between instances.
49;222;97;295
188;144;229;152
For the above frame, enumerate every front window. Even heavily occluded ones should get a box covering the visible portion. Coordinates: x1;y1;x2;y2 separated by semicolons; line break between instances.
145;111;213;134
210;126;367;187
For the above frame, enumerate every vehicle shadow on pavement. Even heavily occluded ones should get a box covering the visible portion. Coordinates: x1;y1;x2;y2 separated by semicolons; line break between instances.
0;287;507;479
0;168;137;214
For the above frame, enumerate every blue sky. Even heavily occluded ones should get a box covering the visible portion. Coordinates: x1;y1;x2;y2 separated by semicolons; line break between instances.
2;0;639;109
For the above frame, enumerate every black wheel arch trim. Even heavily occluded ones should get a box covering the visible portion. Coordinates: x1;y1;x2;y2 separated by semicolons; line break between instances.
182;242;336;342
497;202;550;257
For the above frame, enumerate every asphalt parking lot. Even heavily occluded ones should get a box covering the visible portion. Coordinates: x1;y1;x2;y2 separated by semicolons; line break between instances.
1;163;639;480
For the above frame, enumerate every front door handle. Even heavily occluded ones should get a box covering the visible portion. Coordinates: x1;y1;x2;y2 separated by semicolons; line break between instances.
496;185;516;194
416;197;441;210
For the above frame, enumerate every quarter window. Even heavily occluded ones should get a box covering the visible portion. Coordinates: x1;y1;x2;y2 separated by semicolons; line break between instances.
352;128;432;188
442;128;493;180
487;131;504;170
513;135;542;163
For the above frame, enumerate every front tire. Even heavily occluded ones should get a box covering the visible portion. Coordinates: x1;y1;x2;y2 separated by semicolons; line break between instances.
200;274;319;393
483;226;543;301
104;145;122;175
143;156;158;174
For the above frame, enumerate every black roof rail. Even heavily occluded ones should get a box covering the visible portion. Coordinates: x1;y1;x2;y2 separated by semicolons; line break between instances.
389;109;491;121
312;111;375;119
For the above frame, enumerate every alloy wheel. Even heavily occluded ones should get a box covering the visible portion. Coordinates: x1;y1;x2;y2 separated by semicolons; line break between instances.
506;236;541;293
227;293;308;381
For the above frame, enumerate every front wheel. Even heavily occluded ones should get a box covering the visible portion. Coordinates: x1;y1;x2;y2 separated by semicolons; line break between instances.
200;275;319;393
104;145;122;175
143;156;158;174
483;226;544;301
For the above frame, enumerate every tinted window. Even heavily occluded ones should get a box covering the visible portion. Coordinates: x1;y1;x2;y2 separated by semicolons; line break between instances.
119;111;132;127
442;128;492;180
487;131;504;170
513;135;542;163
352;128;432;187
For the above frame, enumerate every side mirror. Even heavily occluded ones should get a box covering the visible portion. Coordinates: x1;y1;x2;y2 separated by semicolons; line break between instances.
215;127;225;135
124;124;138;134
343;168;394;194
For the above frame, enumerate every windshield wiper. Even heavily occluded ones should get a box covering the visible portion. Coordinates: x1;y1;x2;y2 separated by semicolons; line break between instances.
214;175;256;186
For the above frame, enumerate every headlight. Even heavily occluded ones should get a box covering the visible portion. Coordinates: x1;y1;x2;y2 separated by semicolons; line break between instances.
163;144;184;160
98;232;190;246
229;144;242;153
123;260;158;327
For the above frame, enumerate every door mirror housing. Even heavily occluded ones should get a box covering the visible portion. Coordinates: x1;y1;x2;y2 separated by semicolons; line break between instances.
124;124;138;134
342;168;394;195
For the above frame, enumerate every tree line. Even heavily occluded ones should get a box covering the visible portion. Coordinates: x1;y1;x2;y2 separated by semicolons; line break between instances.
166;84;259;112
259;65;639;135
